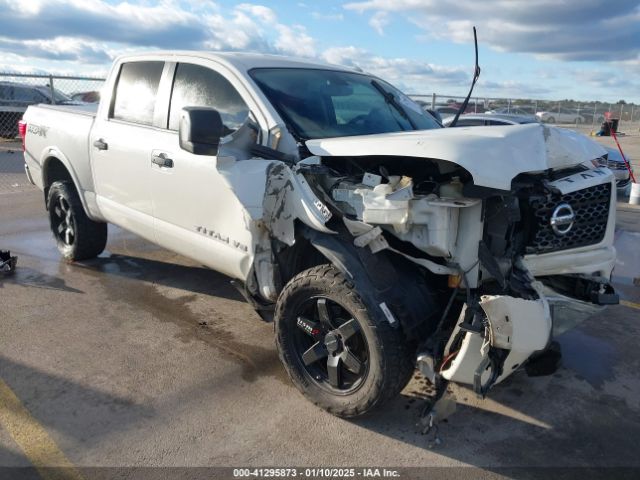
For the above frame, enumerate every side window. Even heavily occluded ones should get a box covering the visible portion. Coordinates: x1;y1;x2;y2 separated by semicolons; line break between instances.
112;61;164;126
488;120;509;126
0;86;11;101
14;87;46;103
168;63;249;133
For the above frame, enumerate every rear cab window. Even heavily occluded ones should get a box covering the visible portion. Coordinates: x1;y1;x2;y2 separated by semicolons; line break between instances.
111;61;164;125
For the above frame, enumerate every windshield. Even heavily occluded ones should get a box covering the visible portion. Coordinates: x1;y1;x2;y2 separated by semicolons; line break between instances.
250;68;440;140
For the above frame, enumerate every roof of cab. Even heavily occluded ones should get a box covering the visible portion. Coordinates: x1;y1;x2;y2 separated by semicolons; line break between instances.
113;51;360;75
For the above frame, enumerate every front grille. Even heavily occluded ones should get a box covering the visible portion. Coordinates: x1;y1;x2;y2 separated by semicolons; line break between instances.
525;183;611;254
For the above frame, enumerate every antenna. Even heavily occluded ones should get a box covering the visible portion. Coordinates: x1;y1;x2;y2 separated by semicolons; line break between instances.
449;26;481;127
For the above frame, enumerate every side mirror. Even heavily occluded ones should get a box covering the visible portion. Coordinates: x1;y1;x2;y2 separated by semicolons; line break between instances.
179;107;224;156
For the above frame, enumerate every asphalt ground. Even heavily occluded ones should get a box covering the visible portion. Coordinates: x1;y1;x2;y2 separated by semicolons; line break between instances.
1;135;639;479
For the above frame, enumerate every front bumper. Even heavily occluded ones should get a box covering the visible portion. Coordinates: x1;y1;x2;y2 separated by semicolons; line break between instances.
436;278;617;393
524;245;616;279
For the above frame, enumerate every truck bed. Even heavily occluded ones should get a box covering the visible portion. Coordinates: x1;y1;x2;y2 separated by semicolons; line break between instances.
36;103;98;117
23;103;97;195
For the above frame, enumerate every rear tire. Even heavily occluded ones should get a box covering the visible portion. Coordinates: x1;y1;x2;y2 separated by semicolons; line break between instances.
275;264;414;417
47;181;107;261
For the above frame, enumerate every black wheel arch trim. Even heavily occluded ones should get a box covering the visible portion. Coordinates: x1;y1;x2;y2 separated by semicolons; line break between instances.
297;223;439;341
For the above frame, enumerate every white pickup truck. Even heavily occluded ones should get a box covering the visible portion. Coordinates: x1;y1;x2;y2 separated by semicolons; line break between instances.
21;52;618;417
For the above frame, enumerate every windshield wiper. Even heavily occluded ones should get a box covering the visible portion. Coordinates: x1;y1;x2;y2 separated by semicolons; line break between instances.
370;80;417;129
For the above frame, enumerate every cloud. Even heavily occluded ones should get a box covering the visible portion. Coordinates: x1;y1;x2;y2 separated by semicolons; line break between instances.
344;0;640;62
0;1;318;62
236;3;278;24
321;46;469;91
0;0;208;49
0;37;111;64
0;0;588;100
321;45;559;97
274;24;316;57
369;11;389;35
311;12;344;21
480;79;552;96
574;69;639;92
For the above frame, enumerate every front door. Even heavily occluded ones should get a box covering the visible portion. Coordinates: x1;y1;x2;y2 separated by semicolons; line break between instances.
149;61;261;280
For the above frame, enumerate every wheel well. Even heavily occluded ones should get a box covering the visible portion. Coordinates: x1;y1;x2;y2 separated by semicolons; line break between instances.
43;157;74;207
293;223;442;341
275;229;327;287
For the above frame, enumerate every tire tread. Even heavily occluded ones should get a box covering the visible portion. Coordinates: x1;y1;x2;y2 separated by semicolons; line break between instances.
275;264;414;417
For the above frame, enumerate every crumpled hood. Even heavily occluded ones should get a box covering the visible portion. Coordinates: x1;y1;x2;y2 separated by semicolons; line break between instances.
306;123;607;190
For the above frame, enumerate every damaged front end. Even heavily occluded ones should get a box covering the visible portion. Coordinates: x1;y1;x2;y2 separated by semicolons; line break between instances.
281;125;618;410
236;120;618;424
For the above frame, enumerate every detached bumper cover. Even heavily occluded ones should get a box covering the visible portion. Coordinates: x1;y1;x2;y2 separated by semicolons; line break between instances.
439;280;617;389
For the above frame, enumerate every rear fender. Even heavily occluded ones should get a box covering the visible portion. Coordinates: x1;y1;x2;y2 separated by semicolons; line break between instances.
40;148;98;219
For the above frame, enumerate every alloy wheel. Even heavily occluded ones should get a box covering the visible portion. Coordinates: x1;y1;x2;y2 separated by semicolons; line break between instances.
51;195;75;246
293;297;369;394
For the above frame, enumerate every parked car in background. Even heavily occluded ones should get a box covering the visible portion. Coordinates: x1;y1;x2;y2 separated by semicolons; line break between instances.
485;107;533;116
599;146;634;194
71;91;100;103
536;108;585;124
443;113;538;127
0;81;81;137
433;104;460;116
446;113;632;193
413;99;444;124
577;109;608;125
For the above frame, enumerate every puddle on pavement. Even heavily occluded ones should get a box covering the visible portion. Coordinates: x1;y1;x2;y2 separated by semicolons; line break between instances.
557;329;617;390
74;254;289;386
0;265;83;294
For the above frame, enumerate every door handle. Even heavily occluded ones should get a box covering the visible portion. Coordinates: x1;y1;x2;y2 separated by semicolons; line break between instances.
151;153;174;168
93;138;108;150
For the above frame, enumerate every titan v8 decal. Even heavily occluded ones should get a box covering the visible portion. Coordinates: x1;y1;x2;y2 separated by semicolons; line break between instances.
195;226;248;252
28;123;48;138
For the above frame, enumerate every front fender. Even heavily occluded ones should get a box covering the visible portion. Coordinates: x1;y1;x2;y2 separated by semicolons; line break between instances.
263;163;333;245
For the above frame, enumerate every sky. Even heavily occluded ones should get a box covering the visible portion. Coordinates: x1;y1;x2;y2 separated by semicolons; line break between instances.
0;0;638;103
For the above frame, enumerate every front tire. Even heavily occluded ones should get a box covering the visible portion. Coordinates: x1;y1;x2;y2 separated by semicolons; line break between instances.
275;265;414;417
547;116;556;123
47;181;107;261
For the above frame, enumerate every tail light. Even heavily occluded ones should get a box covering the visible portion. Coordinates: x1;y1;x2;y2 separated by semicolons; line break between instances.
18;119;27;152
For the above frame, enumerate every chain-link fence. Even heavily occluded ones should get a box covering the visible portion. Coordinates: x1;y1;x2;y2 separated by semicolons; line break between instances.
410;93;640;132
0;72;104;141
0;73;104;194
0;142;33;194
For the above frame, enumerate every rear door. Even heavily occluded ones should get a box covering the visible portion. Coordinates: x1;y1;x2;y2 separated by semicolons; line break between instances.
90;60;168;241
